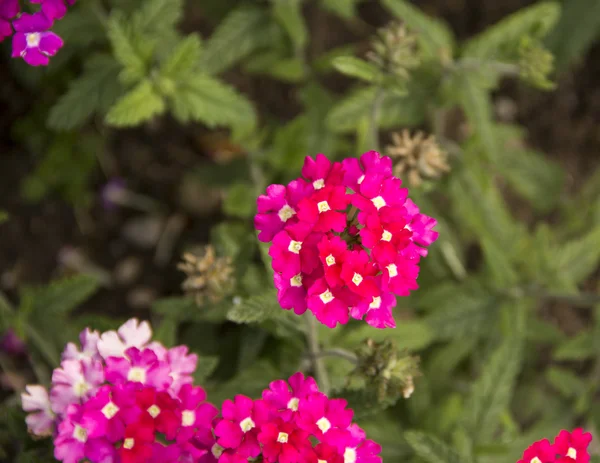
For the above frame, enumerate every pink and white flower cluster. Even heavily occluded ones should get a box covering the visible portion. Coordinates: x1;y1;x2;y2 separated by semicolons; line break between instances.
22;318;218;463
255;151;438;329
1;0;75;66
517;428;592;463
209;372;381;463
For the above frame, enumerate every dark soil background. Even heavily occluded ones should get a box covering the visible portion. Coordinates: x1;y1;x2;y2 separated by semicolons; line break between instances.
0;0;599;319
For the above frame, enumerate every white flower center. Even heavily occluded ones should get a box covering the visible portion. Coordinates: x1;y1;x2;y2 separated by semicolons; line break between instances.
318;460;328;463
319;290;334;304
240;417;255;432
182;410;195;426
278;205;295;222
212;444;224;458
351;273;363;286
387;264;398;278
369;296;382;310
530;458;542;463
358;175;365;184
73;380;89;397
313;179;325;190
72;424;88;443
344;447;357;463
147;405;161;418
567;448;577;459
26;33;41;48
127;367;146;383
101;401;120;419
287;397;299;411
277;432;289;443
381;230;392;242
290;274;303;287
288;240;302;254
123;438;135;450
316;417;331;433
371;196;386;210
325;254;335;266
317;201;331;213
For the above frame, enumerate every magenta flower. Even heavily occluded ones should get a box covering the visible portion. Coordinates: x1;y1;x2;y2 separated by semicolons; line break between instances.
297;185;349;233
298;393;353;445
380;255;419;296
340;250;379;298
135;387;180;441
255;181;310;243
97;318;153;359
62;328;101;363
21;385;55;436
0;328;26;355
350;279;397;329
352;175;407;217
517;439;556;463
262;372;319;422
166;346;198;394
0;0;18;42
302;154;344;191
30;0;67;21
105;346;172;391
307;279;354;328
258;419;310;463
318;235;348;288
554;428;592;463
342;151;392;191
50;359;104;415
337;424;382;463
402;199;438;257
270;222;322;278
274;272;310;315
12;13;63;66
359;208;412;265
176;384;219;442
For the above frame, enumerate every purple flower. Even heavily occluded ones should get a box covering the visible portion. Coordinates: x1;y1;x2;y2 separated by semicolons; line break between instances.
0;0;19;42
100;177;127;210
30;0;67;21
11;13;63;67
0;329;26;356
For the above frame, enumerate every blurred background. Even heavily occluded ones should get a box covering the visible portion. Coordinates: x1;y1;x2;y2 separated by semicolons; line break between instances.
1;0;600;461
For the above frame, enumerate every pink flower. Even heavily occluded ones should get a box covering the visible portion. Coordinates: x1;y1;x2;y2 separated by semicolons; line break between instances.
105;346;172;391
274;272;309;315
80;384;141;442
150;443;182;463
166;345;198;394
270;223;322;278
255;181;309;243
380;255;419;296
307;279;352;328
62;328;101;363
340;250;378;299
297;185;349;233
214;395;269;457
21;385;55;436
30;0;67;21
97;318;153;359
297;393;353;443
177;384;219;442
318;235;348;288
11;13;63;67
135;387;180;440
554;429;592;463
118;415;156;463
50;359;104;415
0;0;18;41
262;372;319;421
342;151;392;191
350;279;397;329
337;424;381;463
302;154;344;191
304;443;344;463
54;404;116;463
258;419;310;463
359;208;412;264
517;439;556;463
352;175;407;217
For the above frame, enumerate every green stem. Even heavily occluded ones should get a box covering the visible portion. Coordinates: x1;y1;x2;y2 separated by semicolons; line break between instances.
308;348;358;365
368;88;385;152
305;313;330;394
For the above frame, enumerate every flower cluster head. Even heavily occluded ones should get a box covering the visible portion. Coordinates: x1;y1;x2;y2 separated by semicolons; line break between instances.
518;429;592;463
1;0;75;66
255;151;438;329
208;372;381;463
21;318;219;463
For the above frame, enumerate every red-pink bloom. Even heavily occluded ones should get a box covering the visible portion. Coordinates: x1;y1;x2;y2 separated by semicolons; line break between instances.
340;250;378;298
297;393;353;443
119;415;155;463
517;439;556;463
352;175;407;217
274;272;309;315
342;151;393;192
297;185;349;233
270;223;322;278
262;372;319;421
554;429;592;463
150;442;181;463
307;279;353;328
337;424;382;463
255;181;309;243
177;384;219;442
302;154;344;191
318;235;348;288
303;443;344;463
350;279;397;329
258;419;310;463
105;346;172;391
135;387;180;440
380;255;419;296
359;208;412;264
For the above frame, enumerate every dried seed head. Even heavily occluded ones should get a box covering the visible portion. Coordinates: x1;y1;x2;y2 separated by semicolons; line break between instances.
178;245;235;305
366;22;420;80
386;130;450;187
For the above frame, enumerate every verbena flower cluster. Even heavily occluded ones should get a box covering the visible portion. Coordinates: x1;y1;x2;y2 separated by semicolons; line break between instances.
518;429;592;463
21;318;216;462
211;372;381;463
254;151;438;329
0;0;74;66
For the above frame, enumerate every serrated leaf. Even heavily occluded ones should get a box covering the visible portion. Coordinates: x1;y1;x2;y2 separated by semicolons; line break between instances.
462;1;560;59
554;225;600;287
106;80;166;127
200;5;276;75
381;0;455;59
48;55;123;130
336;320;434;351
272;0;308;51
169;75;256;130
107;14;148;83
133;0;183;33
405;431;461;463
29;275;101;317
554;330;594;361
464;335;523;443
332;56;381;82
160;34;203;79
226;292;282;324
546;366;586;398
481;236;518;288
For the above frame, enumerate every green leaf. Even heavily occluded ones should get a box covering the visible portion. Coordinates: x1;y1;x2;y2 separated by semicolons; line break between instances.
194;355;219;384
223;183;257;219
107;14;149;83
337;320;434;351
153;317;177;347
133;0;183;33
321;0;359;19
169;75;256;130
0;211;7;224
200;5;277;75
332;56;381;82
462;2;561;59
546;366;586;398
159;34;203;79
554;225;600;288
29;275;101;317
554;330;594;361
404;431;461;463
106;80;166;127
380;0;455;59
271;0;308;51
226;292;282;324
464;336;524;443
48;55;123;130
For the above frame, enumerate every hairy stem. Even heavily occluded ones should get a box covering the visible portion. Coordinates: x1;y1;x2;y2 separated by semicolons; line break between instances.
307;348;359;365
305;313;330;394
